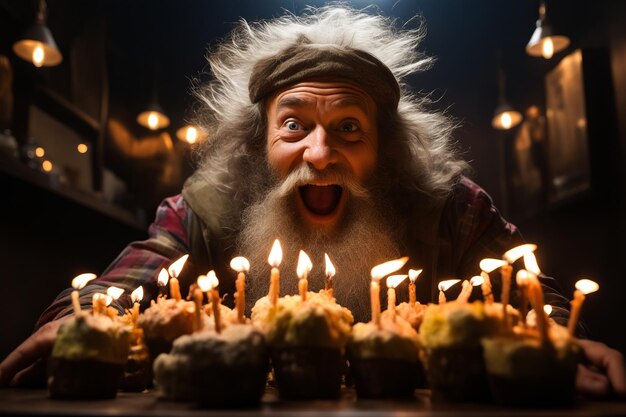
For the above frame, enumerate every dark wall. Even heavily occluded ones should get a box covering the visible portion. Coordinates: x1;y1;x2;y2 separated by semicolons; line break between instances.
0;169;146;359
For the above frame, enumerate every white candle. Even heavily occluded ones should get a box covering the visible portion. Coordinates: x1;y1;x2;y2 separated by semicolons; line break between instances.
70;273;96;315
230;256;250;324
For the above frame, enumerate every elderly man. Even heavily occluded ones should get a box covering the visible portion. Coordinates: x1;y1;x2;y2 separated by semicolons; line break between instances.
1;6;624;397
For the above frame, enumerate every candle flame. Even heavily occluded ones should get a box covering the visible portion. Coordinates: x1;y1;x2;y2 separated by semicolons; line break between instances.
479;258;508;273
230;256;250;273
157;268;169;286
523;252;541;276
516;269;531;285
370;256;409;281
544;304;553;316
131;286;144;303
207;270;220;289
71;273;97;290
296;250;313;279
268;239;283;267
438;279;461;292
197;275;211;292
386;274;408;289
93;292;113;307
469;275;484;287
503;244;537;264
147;112;159;130
325;253;336;278
168;254;189;278
408;269;423;283
106;286;125;300
575;279;599;295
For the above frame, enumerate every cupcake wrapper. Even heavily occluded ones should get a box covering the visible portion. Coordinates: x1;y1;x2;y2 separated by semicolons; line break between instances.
349;357;424;399
271;347;343;400
119;356;151;392
488;367;577;406
157;360;269;406
426;346;491;403
48;357;123;400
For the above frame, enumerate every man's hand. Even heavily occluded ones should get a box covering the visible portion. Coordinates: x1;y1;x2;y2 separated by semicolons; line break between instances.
0;316;69;388
576;339;626;398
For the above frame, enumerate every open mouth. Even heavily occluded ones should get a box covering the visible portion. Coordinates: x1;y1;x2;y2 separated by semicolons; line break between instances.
298;184;343;217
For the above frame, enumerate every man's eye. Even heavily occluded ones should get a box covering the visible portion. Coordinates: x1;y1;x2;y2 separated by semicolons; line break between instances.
285;121;301;131
339;122;359;133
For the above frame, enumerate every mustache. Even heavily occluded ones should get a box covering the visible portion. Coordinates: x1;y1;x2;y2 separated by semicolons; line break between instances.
273;165;370;199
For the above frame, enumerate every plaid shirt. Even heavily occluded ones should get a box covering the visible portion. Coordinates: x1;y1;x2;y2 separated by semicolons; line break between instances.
36;176;575;331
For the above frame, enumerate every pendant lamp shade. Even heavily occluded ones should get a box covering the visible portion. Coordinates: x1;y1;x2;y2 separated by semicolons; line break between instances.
12;1;62;67
526;1;570;59
137;101;170;130
492;102;523;130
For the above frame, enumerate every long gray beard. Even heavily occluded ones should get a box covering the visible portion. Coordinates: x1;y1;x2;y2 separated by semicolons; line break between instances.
236;165;401;323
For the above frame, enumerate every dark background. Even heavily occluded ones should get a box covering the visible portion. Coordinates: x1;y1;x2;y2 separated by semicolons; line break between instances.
1;0;625;359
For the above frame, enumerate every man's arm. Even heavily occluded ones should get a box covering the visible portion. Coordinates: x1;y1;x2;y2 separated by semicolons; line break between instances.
0;195;191;387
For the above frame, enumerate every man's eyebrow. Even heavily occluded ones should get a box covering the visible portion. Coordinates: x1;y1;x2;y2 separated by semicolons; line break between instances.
276;96;311;110
329;97;369;112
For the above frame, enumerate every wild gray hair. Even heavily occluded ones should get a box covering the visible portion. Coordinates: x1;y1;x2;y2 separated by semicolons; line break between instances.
191;5;468;220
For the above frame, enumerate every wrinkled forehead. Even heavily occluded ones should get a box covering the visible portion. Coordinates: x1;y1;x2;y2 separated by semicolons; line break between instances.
269;81;378;116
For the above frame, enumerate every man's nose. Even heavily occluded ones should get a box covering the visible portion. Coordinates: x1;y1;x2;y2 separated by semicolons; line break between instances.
302;126;337;170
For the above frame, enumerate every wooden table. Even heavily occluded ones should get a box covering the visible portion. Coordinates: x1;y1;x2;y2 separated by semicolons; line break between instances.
1;388;625;417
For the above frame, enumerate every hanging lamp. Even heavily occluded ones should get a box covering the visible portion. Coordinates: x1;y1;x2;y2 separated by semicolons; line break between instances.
13;0;62;67
492;64;522;130
526;1;570;59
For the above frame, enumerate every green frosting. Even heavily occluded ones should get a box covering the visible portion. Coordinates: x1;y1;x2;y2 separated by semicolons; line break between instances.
251;293;353;349
482;336;580;377
420;301;510;348
52;314;131;364
348;318;421;362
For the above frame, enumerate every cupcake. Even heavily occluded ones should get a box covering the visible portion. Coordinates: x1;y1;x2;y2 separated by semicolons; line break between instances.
251;291;354;400
118;326;151;392
48;312;131;399
348;315;422;399
137;297;196;363
153;324;269;406
482;319;580;406
419;300;517;402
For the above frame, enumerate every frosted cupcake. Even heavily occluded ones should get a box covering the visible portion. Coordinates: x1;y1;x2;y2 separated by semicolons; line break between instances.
48;312;131;399
251;291;353;400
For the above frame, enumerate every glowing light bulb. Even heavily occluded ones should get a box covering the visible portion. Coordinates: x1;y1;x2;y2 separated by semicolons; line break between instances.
35;147;45;158
32;45;44;67
500;112;512;129
42;160;53;172
185;127;198;144
542;38;554;59
147;112;159;130
77;143;88;154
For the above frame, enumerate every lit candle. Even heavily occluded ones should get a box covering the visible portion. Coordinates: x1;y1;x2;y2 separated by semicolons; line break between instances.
230;256;250;324
503;244;538;323
208;271;222;333
479;258;508;303
516;270;531;325
92;293;112;316
296;250;313;301
195;275;209;332
370;257;409;327
157;268;169;300
105;286;124;318
167;254;189;301
438;279;461;304
456;278;479;303
267;239;283;306
408;269;423;307
386;275;408;322
70;273;96;315
568;279;599;336
130;286;144;323
324;253;336;296
522;252;549;337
